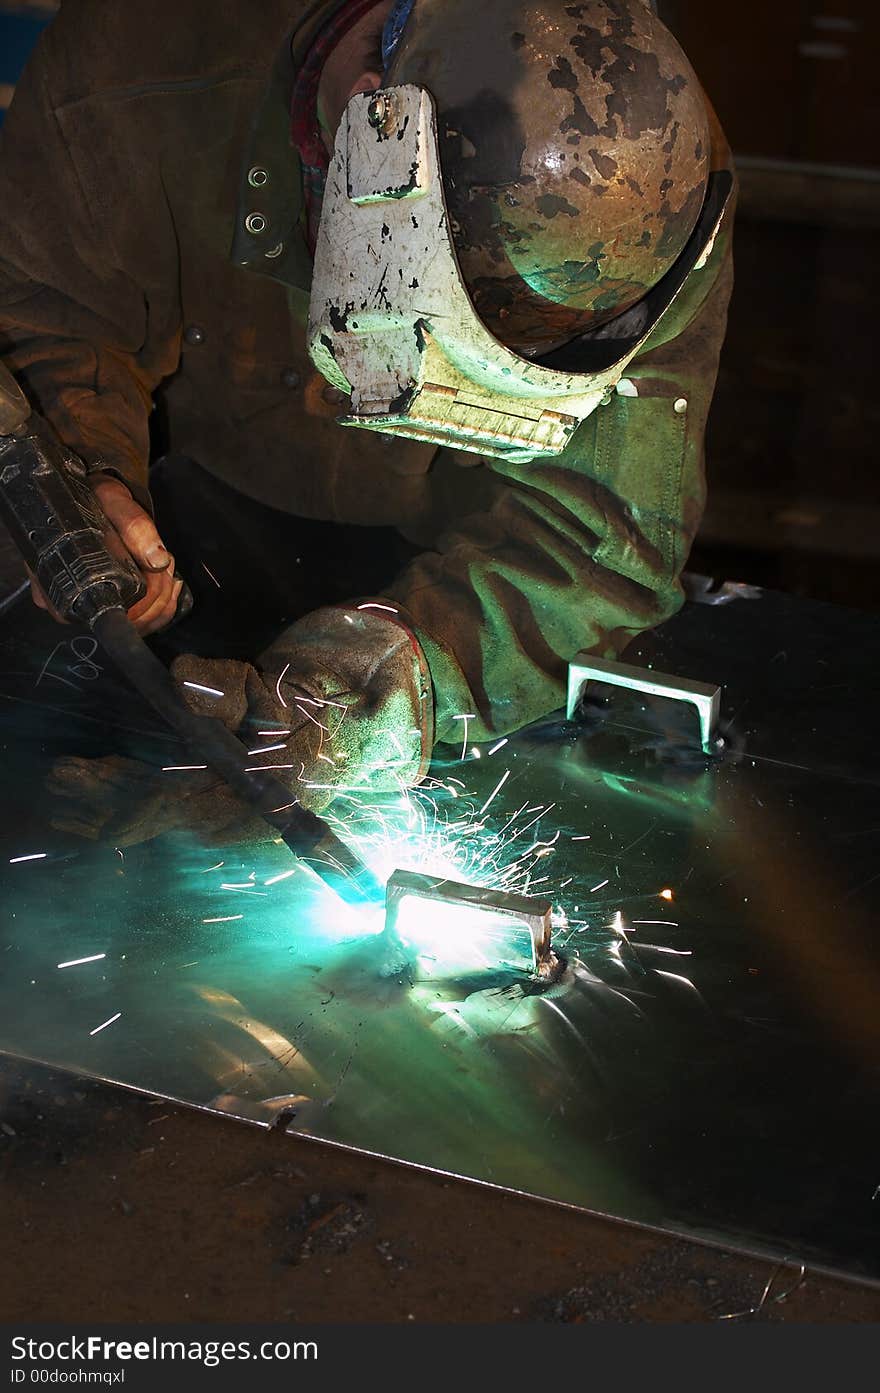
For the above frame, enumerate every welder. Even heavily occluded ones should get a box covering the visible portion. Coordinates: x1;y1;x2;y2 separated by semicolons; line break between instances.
0;0;735;846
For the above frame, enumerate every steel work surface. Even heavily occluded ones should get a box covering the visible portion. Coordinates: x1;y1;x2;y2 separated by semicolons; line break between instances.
0;588;878;1282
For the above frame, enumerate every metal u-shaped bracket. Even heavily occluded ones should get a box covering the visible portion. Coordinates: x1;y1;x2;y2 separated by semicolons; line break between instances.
567;654;722;755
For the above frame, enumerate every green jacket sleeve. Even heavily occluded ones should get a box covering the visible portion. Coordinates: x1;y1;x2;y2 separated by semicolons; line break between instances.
0;19;180;509
387;220;735;744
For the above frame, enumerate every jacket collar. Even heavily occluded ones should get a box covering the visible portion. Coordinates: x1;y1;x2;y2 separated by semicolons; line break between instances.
231;0;350;292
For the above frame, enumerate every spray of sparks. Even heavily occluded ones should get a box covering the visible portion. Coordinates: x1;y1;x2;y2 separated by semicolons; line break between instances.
203;695;691;984
323;774;563;906
95;683;692;990
4;723;696;1068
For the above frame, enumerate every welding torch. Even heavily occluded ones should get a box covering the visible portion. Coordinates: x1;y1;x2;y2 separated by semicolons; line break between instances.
0;361;381;904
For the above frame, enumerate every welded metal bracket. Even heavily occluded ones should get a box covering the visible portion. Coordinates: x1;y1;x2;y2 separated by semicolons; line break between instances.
567;654;722;755
384;870;558;979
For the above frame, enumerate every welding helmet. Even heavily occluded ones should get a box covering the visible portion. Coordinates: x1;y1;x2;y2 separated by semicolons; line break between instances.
308;0;732;462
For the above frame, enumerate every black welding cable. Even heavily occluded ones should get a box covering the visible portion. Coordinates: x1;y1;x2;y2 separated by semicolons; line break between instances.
92;607;383;905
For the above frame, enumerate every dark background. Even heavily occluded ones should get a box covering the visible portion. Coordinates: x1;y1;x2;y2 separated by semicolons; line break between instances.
1;0;879;1324
668;0;880;611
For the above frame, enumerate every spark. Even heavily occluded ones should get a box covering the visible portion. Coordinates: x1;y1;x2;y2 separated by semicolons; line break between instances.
382;727;407;760
247;743;288;755
162;764;208;771
9;853;47;864
538;832;561;849
322;778;566;934
451;713;476;761
57;953;106;969
633;919;680;926
264;869;297;886
357;602;399;614
479;769;512;817
590;879;610;893
642;945;692;956
659;888;674;901
201;561;221;588
296;694;349;711
202;915;244;924
571;836;591;842
717;1264;806;1322
201;862;224;873
295;703;329;736
220;884;268;895
89;1012;121;1036
513;804;556;839
182;682;225;698
497;801;528;835
487;738;508;756
244;764;296;772
257;730;291;737
275;661;291;708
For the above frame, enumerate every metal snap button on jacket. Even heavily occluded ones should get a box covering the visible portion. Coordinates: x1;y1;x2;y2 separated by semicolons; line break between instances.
280;368;301;389
183;324;206;346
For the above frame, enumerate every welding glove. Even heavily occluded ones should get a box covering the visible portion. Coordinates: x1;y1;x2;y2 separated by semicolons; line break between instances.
48;605;434;846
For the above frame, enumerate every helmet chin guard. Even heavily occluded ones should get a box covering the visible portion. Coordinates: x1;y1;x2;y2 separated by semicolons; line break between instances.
307;86;730;463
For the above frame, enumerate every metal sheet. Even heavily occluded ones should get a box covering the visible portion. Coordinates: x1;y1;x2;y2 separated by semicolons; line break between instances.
1;591;879;1281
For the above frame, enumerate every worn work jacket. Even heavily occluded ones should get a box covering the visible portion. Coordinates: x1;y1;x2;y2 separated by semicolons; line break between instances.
0;0;735;745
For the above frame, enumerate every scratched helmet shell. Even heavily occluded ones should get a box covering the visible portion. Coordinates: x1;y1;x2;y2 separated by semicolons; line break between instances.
382;0;711;356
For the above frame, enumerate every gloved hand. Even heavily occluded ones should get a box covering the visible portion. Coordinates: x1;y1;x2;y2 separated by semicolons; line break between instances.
48;604;434;846
30;474;183;636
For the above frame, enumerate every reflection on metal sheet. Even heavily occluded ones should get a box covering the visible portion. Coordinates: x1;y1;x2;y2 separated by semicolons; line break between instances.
0;591;879;1282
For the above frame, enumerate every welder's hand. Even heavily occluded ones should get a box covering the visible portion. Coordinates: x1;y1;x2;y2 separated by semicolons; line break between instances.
25;564;65;624
47;605;434;846
28;473;182;636
172;604;434;816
